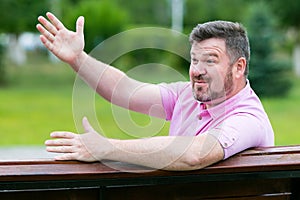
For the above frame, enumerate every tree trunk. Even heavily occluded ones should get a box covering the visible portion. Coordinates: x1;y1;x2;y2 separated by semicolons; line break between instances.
293;44;300;77
8;34;26;66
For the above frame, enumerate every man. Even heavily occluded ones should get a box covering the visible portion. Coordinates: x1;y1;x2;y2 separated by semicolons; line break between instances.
36;12;274;171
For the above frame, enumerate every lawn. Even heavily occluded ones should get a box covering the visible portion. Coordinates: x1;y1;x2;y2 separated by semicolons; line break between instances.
0;52;299;146
0;53;170;146
262;78;300;145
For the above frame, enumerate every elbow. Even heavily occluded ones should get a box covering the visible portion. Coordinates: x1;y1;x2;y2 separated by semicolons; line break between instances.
163;135;224;171
175;145;224;171
163;154;207;171
181;154;206;170
162;152;222;171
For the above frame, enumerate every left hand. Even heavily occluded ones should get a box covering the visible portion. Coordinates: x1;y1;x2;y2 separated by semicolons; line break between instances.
45;117;113;162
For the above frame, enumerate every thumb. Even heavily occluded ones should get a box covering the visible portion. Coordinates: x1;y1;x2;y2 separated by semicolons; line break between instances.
82;116;96;133
76;16;84;37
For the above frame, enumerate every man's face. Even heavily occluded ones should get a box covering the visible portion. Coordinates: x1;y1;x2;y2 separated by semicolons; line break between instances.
189;38;234;105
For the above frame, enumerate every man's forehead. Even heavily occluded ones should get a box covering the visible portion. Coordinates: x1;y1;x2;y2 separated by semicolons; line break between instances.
190;38;226;55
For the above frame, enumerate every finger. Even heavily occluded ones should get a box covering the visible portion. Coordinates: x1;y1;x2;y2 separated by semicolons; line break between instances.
45;138;74;146
39;35;54;52
50;131;76;139
38;15;58;36
46;12;65;31
54;153;77;161
46;145;74;153
82;117;96;133
36;24;55;42
76;16;85;37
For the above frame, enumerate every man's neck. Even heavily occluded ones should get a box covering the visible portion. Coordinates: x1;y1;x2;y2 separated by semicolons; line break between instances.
205;79;247;109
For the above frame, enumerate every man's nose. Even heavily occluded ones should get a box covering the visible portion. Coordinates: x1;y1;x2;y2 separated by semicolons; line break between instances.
190;63;207;75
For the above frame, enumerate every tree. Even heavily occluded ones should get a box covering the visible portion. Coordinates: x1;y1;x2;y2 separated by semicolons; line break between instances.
244;1;292;97
184;0;251;31
268;0;300;76
61;0;129;52
115;0;170;26
0;0;49;84
0;0;49;34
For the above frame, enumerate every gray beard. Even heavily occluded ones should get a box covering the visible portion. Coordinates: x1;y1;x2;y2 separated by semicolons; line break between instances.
192;68;234;103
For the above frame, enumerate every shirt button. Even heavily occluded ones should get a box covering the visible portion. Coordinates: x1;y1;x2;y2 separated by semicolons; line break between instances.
224;142;228;147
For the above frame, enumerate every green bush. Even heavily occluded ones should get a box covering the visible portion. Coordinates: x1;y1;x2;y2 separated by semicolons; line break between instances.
63;0;129;52
245;2;293;97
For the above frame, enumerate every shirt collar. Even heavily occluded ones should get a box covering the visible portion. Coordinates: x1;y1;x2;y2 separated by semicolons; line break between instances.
204;80;250;119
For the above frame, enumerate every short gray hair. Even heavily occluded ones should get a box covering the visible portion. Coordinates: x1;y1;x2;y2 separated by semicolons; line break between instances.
189;20;250;77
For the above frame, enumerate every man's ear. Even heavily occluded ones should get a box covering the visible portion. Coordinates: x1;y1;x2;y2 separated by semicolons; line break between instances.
233;57;246;79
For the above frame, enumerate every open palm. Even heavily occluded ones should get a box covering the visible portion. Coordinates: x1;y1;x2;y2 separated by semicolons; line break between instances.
36;12;85;65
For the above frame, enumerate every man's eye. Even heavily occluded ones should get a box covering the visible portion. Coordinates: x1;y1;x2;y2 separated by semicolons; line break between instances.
207;60;215;64
192;58;198;64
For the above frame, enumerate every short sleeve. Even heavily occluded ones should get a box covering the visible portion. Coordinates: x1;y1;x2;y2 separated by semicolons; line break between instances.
208;114;269;159
158;82;189;121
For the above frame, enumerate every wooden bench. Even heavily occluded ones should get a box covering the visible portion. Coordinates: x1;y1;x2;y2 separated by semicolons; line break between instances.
1;145;300;199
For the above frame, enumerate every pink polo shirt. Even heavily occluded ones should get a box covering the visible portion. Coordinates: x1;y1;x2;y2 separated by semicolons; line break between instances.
158;81;274;159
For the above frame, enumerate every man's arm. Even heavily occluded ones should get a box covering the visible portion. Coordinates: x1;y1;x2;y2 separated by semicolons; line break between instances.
70;53;165;118
36;12;165;118
46;117;224;171
107;133;224;171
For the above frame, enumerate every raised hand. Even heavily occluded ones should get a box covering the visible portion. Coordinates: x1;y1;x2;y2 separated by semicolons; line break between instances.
36;12;85;65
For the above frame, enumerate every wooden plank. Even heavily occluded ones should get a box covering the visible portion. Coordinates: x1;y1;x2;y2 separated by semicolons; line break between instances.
0;146;299;199
0;188;100;200
104;178;291;200
239;145;300;156
0;145;299;182
0;147;299;177
209;152;300;172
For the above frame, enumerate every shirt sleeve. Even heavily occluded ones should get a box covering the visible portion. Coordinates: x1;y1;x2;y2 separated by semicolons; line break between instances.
209;114;269;159
158;82;189;121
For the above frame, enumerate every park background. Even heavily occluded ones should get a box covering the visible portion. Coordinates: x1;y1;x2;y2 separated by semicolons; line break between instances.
0;0;299;147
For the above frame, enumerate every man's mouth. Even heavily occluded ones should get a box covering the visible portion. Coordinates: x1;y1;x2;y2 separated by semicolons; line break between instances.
194;79;208;86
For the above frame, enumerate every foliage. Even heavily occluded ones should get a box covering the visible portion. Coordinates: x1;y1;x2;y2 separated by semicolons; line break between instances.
0;0;49;84
0;0;49;34
268;0;300;29
244;1;292;97
114;0;170;26
59;0;190;74
61;0;129;52
184;0;251;30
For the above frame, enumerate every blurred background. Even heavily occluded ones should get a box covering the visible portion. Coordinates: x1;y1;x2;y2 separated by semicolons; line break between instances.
0;0;299;146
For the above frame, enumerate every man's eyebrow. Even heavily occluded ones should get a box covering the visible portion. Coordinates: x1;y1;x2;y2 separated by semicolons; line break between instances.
202;52;219;57
190;51;220;58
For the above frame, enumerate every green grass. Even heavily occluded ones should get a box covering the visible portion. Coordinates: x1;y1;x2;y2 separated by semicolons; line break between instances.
0;52;169;146
0;54;76;145
262;78;300;145
0;52;299;146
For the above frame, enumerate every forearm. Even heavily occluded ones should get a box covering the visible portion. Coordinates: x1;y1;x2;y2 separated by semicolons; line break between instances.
70;51;127;101
69;52;165;117
103;134;223;171
46;120;223;171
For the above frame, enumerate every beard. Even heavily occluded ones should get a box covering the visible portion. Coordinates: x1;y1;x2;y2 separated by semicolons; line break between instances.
192;67;234;104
